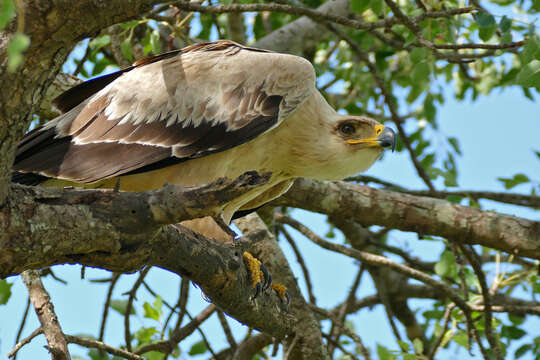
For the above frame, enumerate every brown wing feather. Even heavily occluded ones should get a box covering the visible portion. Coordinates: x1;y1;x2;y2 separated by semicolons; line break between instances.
13;40;316;184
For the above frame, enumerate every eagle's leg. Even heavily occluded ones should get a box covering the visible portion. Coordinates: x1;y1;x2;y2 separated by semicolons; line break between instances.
212;216;239;239
242;252;290;307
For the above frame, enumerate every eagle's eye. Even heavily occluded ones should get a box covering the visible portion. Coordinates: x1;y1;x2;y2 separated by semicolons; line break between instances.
338;123;356;136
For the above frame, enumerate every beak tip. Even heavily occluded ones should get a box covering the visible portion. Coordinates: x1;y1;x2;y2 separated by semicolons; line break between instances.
378;127;397;152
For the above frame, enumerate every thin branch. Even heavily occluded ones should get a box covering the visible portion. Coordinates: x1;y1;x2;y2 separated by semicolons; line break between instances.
7;327;43;358
66;335;144;360
125;267;152;352
170;1;475;32
428;303;455;360
174;277;191;330
459;244;503;360
99;273;121;342
278;225;316;304
135;304;216;355
310;306;371;360
275;213;469;311
13;297;31;360
21;270;70;360
328;266;364;357
217;311;237;351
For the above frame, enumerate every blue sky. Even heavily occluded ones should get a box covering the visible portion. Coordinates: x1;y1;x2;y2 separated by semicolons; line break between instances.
2;6;539;360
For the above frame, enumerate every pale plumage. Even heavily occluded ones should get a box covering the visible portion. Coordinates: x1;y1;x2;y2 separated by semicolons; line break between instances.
13;40;395;241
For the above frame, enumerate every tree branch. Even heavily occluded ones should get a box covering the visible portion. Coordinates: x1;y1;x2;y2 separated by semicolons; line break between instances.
273;179;540;259
21;270;70;360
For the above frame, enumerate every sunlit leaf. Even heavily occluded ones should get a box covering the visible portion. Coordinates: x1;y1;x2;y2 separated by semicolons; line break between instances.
497;173;530;189
7;32;30;72
110;299;135;315
0;279;13;305
189;340;207;355
351;0;370;13
0;0;15;29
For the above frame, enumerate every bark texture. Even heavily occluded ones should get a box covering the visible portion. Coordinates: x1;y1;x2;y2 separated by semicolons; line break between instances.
275;179;540;259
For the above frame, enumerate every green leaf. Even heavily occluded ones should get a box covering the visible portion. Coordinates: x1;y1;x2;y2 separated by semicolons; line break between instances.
412;61;430;82
476;12;496;27
516;59;540;87
119;20;141;30
7;32;30;72
376;344;395;360
121;38;133;62
0;0;15;29
479;25;496;42
150;29;161;54
370;0;383;16
351;0;370;13
135;326;158;342
141;351;165;360
143;296;163;321
435;251;456;278
397;340;410;352
110;299;135;316
515;344;532;359
410;47;428;63
501;325;527;340
499;16;511;32
89;35;111;51
188;340;207;356
448;137;462;155
497;173;531;190
520;36;540;63
0;279;13;305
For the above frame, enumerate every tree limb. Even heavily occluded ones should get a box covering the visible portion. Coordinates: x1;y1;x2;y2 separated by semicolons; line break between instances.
21;270;70;360
274;179;540;259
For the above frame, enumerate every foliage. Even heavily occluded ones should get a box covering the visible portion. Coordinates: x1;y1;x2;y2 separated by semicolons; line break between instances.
2;0;539;359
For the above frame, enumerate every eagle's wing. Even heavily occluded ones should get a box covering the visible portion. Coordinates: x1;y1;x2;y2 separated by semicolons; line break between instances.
14;41;316;183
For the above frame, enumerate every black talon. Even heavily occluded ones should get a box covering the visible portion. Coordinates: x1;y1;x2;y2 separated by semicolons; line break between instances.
260;263;272;291
253;282;262;300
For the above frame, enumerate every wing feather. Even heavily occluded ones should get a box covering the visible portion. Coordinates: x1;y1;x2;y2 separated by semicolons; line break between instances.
13;40;316;184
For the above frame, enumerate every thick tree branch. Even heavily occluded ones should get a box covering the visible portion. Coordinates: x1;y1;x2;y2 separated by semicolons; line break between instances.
273;179;540;259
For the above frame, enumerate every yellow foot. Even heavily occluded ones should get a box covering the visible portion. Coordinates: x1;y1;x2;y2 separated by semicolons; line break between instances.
242;252;290;306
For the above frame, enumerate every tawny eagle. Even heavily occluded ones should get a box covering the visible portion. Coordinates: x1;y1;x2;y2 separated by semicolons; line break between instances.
13;40;395;243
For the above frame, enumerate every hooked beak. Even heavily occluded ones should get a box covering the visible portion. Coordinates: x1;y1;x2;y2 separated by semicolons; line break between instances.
347;126;397;152
378;127;396;152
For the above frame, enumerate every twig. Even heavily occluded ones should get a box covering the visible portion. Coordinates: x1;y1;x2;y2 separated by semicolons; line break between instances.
217;311;237;350
169;2;475;32
99;273;121;342
21;270;70;360
428;303;455;360
233;333;273;360
13;297;31;360
322;333;360;360
275;213;469;311
73;42;92;76
66;335;144;360
174;277;190;330
7;327;43;358
459;244;503;360
135;305;216;355
125;267;151;352
328;266;364;357
310;306;371;360
278;225;316;304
